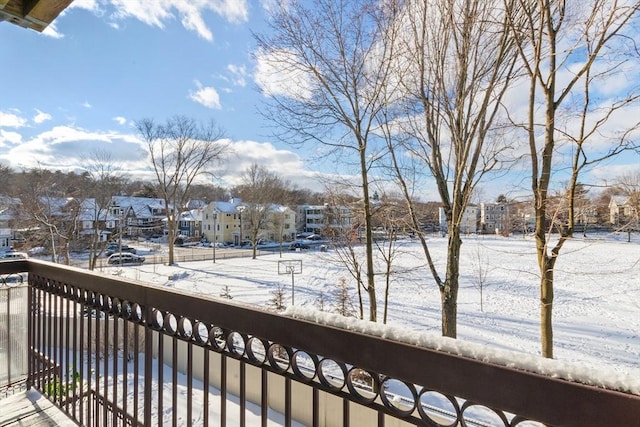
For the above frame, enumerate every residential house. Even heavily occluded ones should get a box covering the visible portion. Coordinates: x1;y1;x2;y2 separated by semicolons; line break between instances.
201;199;245;245
73;198;116;243
177;208;203;239
266;204;297;242
297;204;352;235
0;196;21;249
0;208;12;249
109;196;167;238
609;195;637;225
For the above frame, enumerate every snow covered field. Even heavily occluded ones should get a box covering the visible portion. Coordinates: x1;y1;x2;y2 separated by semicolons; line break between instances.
101;234;640;380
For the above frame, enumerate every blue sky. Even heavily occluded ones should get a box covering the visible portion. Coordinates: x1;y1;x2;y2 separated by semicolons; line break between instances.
0;0;330;193
1;1;639;202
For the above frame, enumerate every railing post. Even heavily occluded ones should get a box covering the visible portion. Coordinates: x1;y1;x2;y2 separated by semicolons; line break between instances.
144;305;153;427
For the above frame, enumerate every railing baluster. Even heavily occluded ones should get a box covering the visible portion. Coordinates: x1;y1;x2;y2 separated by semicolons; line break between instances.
157;332;164;427
172;336;178;427
79;296;85;426
46;289;53;398
261;369;268;427
71;294;77;422
133;320;140;424
56;287;63;408
220;354;227;427
144;307;153;427
187;341;193;427
285;377;291;427
113;316;119;427
203;348;210;427
103;303;109;427
87;301;93;427
313;388;319;427
343;398;350;427
64;294;70;414
122;319;129;424
240;360;246;427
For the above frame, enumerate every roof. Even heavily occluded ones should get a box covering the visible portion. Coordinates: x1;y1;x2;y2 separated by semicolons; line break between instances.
0;0;73;32
112;196;168;219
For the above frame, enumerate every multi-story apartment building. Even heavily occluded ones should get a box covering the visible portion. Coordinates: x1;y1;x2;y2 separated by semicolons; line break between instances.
202;199;296;245
201;199;244;245
480;202;509;234
438;205;479;234
297;204;352;235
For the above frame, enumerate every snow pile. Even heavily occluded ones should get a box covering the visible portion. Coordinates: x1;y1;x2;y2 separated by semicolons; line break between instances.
285;306;640;395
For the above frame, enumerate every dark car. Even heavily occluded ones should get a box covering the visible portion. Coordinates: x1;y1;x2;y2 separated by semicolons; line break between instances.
105;244;137;256
289;242;310;250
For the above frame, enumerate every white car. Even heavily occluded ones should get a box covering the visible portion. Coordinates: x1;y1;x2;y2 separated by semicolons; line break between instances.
2;251;29;260
107;253;145;265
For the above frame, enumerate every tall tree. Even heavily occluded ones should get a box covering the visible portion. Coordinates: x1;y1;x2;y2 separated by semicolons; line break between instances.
504;0;640;357
385;0;519;337
137;116;227;265
256;0;401;321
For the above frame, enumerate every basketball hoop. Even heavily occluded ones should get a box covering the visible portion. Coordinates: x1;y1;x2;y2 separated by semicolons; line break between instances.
278;260;302;304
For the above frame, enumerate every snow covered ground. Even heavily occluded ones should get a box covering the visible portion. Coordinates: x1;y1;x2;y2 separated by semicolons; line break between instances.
99;233;640;380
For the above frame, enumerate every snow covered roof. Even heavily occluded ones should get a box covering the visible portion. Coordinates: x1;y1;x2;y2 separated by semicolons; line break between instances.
112;196;168;219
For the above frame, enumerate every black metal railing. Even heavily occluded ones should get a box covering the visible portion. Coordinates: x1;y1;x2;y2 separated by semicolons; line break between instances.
2;258;639;426
0;270;29;397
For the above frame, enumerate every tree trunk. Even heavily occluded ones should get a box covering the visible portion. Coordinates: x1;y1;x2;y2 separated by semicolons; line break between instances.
540;258;554;358
360;146;376;322
167;218;176;265
441;227;462;338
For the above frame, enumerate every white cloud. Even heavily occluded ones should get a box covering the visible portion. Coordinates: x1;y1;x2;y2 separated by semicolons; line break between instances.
82;101;92;109
69;0;101;12
0;130;23;146
0;125;147;172
106;0;248;41
218;139;327;192
189;81;222;109
113;116;128;125
33;110;52;124
254;49;313;100
41;22;65;39
0;111;27;128
227;64;247;87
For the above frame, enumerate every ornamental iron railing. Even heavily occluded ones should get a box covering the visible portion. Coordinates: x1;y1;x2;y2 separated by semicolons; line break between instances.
1;259;639;426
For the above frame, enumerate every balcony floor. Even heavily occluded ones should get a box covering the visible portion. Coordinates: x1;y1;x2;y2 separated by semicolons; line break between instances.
1;390;77;426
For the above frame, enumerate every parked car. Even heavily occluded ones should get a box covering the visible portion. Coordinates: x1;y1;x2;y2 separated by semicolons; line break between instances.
107;253;145;265
289;242;310;250
105;244;137;256
1;251;29;260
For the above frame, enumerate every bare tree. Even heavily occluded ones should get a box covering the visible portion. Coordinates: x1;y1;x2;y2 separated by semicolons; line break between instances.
385;0;519;337
504;0;640;357
137;116;227;265
13;168;76;263
255;0;402;321
234;163;290;259
82;150;127;270
469;244;493;312
322;187;367;319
